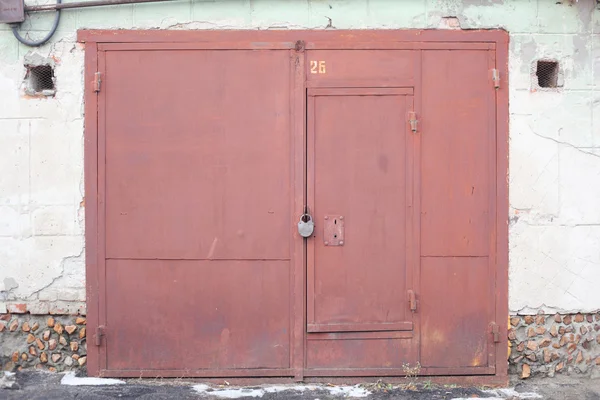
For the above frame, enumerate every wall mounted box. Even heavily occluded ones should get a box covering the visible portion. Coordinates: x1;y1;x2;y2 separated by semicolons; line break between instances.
0;0;24;23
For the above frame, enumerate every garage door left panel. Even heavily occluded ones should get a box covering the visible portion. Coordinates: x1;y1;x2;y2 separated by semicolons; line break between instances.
99;49;294;374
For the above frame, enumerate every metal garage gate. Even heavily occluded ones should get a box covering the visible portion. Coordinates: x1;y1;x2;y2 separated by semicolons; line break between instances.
81;30;509;382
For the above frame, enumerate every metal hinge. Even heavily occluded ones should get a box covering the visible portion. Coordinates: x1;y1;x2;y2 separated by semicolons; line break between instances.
94;325;105;346
407;290;417;312
490;322;501;343
492;69;500;89
93;72;102;93
294;40;305;53
408;112;418;133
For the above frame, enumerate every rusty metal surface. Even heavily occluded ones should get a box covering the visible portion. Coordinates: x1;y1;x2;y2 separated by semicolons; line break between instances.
101;48;293;373
420;50;492;257
106;260;290;370
419;49;496;370
306;86;414;341
84;30;509;380
323;215;344;246
307;322;412;333
78;29;510;45
420;257;491;368
104;50;292;261
306;337;416;370
306;50;414;85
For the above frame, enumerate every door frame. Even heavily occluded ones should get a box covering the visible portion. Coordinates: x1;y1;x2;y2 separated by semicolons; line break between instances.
80;29;509;381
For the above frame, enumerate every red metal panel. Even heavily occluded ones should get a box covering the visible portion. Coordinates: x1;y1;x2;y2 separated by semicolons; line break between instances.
409;50;422;367
96;50;108;373
104;49;292;260
77;29;509;45
306;332;412;340
307;322;412;333
418;49;497;374
307;87;413;96
290;47;306;381
290;47;306;382
99;48;297;375
306;338;416;369
101;369;294;378
94;42;493;52
306;50;413;84
82;30;510;380
420;50;494;257
305;42;494;50
495;36;510;380
105;260;290;370
306;86;414;334
420;257;491;370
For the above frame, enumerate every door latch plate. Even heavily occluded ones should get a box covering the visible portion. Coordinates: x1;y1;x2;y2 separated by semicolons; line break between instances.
324;215;344;246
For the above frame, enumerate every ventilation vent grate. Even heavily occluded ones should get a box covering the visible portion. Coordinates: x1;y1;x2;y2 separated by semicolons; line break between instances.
26;64;55;95
536;60;559;88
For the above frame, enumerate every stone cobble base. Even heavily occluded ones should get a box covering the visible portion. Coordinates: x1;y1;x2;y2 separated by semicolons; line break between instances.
0;314;87;373
509;312;600;379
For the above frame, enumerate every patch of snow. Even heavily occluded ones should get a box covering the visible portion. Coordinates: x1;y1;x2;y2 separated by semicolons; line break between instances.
451;398;504;400
451;387;542;400
263;385;318;393
324;385;370;397
0;371;19;390
60;372;126;386
192;384;370;398
487;388;542;399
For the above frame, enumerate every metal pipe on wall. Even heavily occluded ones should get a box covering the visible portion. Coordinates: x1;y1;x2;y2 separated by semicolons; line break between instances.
25;0;177;12
9;0;178;45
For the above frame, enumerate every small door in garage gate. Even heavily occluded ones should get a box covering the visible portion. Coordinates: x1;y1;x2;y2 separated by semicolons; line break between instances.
82;30;508;380
305;87;418;371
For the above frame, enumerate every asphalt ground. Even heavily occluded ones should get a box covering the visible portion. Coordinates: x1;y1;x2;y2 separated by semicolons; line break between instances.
1;371;599;400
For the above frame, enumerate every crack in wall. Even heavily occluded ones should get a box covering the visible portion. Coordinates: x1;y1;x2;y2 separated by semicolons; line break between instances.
25;247;85;302
530;131;600;159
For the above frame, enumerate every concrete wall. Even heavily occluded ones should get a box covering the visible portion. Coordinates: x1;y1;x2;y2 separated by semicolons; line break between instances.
0;0;599;316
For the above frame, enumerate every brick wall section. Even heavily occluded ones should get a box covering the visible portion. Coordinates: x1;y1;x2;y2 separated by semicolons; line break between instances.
5;302;86;316
0;314;87;373
509;313;600;379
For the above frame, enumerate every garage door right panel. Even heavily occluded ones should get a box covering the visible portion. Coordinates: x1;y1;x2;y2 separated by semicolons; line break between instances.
419;50;496;371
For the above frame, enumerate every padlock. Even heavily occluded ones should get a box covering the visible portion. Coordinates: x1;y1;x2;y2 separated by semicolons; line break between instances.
297;214;314;238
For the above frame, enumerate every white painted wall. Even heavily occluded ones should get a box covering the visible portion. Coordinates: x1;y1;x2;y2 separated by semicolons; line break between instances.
0;0;598;315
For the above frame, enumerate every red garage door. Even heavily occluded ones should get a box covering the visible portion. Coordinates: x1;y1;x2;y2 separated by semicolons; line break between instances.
82;30;508;382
